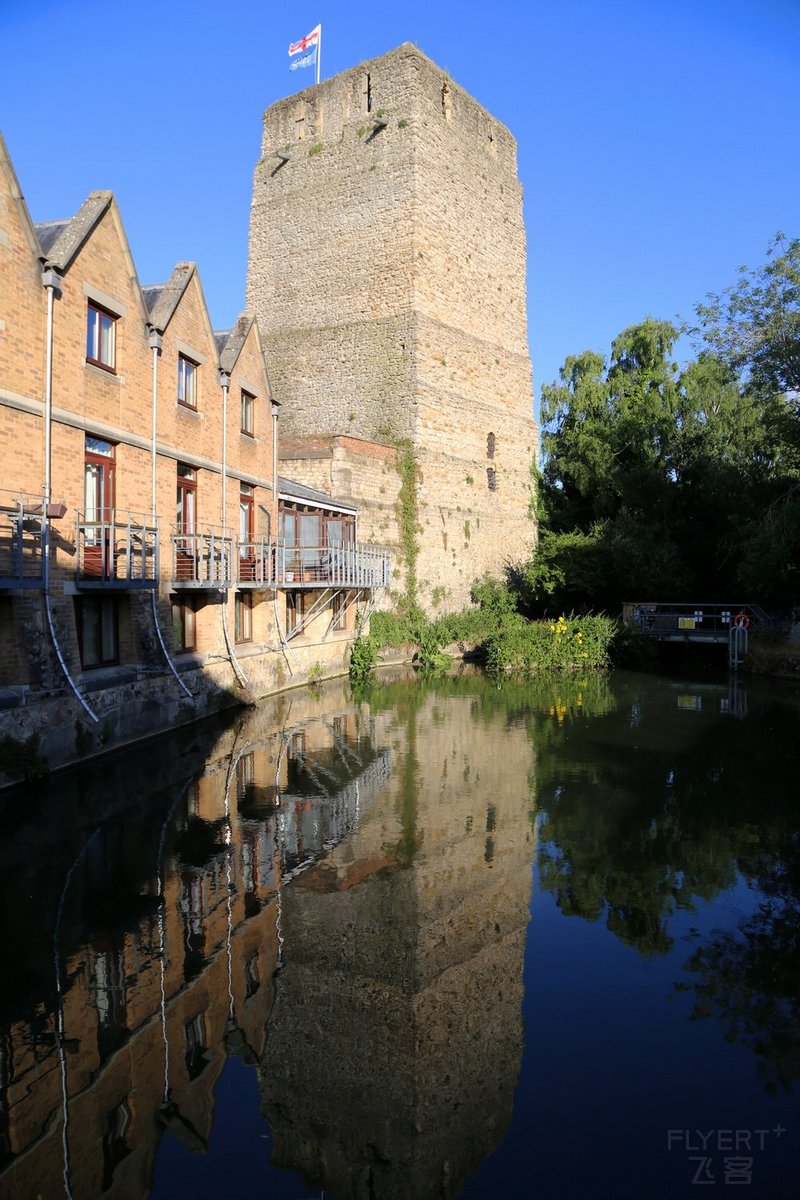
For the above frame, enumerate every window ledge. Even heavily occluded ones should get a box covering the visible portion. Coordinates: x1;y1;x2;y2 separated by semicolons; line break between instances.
85;361;123;384
177;405;203;419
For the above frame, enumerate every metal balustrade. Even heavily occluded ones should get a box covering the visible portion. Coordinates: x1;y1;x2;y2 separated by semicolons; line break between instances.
236;540;392;589
171;527;233;588
76;511;159;588
623;601;770;642
0;496;46;589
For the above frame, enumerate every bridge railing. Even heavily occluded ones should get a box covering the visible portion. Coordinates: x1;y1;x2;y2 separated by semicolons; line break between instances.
623;602;770;639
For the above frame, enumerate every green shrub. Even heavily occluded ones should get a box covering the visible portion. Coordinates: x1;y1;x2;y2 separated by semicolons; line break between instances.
349;637;377;683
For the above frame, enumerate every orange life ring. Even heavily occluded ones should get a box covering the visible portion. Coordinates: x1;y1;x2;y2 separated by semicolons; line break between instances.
733;612;750;629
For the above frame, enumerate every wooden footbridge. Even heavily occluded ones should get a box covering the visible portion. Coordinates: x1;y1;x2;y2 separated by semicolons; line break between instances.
622;602;770;668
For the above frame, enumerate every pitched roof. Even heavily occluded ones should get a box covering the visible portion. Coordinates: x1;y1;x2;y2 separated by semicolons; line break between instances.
145;262;195;333
35;191;113;271
218;313;260;375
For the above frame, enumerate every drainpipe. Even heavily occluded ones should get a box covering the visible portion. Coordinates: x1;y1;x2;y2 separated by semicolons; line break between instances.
149;330;162;523
272;401;279;531
219;370;248;687
41;269;60;514
41;268;98;722
147;328;192;700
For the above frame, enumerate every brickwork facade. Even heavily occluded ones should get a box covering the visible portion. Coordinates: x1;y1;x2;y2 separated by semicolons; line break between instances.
0;135;383;781
248;44;537;611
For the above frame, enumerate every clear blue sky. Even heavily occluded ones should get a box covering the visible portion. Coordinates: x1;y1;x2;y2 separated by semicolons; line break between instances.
2;0;798;419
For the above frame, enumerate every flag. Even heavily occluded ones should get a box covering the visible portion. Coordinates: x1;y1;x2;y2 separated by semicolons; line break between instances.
288;24;321;56
289;47;317;71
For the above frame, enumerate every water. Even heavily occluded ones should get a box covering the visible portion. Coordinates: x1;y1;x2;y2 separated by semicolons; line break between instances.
1;667;799;1199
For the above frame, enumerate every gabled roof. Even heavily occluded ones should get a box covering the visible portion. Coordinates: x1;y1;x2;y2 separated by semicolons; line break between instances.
214;329;231;357
0;132;47;261
218;313;255;375
34;219;69;256
144;262;195;333
34;191;113;271
278;476;358;515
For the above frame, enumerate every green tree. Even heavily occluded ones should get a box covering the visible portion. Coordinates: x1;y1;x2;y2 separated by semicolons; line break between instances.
693;234;800;401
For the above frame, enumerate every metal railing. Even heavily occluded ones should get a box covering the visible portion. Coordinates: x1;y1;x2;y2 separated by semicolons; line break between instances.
171;527;233;587
0;495;46;589
623;601;770;640
236;540;392;589
76;511;159;587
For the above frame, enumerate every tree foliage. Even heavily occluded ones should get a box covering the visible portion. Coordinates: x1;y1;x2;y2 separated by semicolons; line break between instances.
527;246;800;614
693;233;800;400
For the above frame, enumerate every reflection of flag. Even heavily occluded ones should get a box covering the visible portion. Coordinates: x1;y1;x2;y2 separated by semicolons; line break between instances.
289;24;320;56
289;47;317;71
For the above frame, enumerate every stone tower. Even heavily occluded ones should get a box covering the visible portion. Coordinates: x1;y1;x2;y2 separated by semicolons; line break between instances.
247;43;536;612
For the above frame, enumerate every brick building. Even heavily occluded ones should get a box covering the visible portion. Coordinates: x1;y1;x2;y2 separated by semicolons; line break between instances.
248;43;537;613
0;134;390;780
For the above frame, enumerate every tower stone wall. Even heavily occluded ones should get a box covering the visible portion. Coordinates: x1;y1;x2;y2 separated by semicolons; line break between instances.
247;43;537;611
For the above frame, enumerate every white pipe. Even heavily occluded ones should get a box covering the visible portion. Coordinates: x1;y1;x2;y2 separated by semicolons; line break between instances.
41;272;99;722
43;280;54;507
272;403;279;539
219;373;249;687
149;333;162;524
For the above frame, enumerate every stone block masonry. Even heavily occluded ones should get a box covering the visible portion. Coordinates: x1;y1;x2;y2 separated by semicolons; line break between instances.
248;43;537;612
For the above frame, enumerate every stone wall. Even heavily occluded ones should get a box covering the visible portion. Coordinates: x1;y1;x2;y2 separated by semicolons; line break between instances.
248;44;538;612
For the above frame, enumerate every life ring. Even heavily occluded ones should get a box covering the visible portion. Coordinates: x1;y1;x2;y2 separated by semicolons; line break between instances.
733;612;750;629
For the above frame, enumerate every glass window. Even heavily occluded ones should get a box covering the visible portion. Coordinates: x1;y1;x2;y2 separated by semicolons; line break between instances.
172;598;196;651
239;483;254;545
177;354;198;408
176;464;197;534
241;390;255;435
332;591;346;630
235;591;253;643
76;596;118;668
86;303;116;370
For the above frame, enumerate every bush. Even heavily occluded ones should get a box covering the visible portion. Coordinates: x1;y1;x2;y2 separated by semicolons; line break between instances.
349;637;378;683
485;613;616;678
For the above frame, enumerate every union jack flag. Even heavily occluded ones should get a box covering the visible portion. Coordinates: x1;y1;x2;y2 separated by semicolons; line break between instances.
289;24;321;56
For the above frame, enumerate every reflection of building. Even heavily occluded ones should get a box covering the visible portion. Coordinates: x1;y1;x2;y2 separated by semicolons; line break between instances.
260;682;536;1199
0;686;386;1198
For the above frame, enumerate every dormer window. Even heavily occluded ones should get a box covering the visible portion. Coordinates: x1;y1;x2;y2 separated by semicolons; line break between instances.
86;303;116;372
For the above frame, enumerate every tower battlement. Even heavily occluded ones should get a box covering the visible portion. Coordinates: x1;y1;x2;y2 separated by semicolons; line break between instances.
260;43;518;173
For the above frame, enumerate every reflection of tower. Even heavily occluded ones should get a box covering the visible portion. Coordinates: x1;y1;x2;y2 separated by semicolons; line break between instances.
260;684;536;1198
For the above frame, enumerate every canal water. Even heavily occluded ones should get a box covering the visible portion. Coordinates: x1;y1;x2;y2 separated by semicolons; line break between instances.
1;666;799;1199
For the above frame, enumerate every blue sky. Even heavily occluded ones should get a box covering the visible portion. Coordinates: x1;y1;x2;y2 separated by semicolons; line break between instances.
2;0;798;419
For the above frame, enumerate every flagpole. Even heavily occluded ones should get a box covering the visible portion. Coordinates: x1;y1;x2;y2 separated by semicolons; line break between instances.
316;23;322;85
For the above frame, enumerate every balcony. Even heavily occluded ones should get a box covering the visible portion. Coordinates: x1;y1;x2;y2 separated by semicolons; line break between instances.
171;527;233;589
76;511;159;589
0;496;46;590
236;540;392;589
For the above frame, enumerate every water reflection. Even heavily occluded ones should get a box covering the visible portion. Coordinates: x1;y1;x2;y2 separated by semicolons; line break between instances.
1;669;799;1198
531;671;800;1091
0;672;537;1198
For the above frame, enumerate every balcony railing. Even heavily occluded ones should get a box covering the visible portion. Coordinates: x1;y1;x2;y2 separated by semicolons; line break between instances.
0;496;46;589
171;527;233;588
76;511;159;588
237;541;392;589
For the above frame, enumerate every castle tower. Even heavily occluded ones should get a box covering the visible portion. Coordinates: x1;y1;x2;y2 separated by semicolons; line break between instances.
247;44;536;611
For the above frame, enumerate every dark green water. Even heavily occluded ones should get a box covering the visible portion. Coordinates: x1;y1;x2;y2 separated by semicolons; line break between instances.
1;667;799;1198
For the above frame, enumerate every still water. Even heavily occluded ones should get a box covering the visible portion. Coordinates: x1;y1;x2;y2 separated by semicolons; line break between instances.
1;667;799;1199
